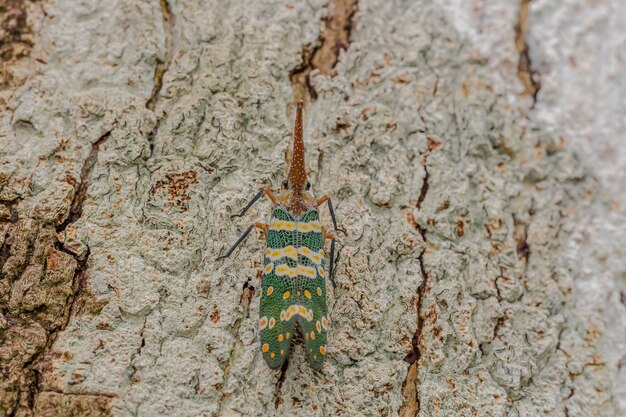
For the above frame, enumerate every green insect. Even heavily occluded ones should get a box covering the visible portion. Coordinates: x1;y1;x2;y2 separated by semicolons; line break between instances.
217;101;341;371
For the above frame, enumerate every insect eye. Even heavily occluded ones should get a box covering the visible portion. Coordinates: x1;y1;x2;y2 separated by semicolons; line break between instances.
305;181;311;190
282;181;289;190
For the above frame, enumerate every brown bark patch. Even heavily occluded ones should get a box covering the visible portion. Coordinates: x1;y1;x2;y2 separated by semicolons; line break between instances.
151;171;199;211
34;391;113;417
515;0;541;102
290;0;359;102
0;0;41;108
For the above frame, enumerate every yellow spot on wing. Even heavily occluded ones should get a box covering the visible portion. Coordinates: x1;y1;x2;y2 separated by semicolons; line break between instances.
297;265;316;278
269;317;275;329
271;352;275;358
278;334;283;342
262;343;269;352
267;287;274;296
320;346;326;355
283;291;291;300
317;287;322;296
286;332;291;339
304;290;311;299
284;246;297;259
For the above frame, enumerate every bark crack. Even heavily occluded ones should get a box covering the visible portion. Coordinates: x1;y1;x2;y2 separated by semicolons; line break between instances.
4;129;106;415
515;0;541;104
146;0;174;111
399;161;431;417
146;0;174;154
290;0;359;102
273;359;290;409
11;242;93;416
57;132;111;233
216;276;254;414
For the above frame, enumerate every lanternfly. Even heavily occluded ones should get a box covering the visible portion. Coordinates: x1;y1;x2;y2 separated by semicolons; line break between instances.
217;101;341;371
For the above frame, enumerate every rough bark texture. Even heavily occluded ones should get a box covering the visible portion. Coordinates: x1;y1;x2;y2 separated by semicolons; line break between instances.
0;1;624;416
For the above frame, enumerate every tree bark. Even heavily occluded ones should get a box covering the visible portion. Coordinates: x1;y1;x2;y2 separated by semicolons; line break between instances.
1;0;624;416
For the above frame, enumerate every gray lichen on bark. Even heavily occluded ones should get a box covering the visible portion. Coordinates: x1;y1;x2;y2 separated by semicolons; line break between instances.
0;0;624;416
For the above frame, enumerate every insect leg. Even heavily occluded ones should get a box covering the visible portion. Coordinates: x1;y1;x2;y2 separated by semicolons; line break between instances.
216;222;267;260
231;187;277;219
329;238;336;287
316;195;346;235
322;227;338;287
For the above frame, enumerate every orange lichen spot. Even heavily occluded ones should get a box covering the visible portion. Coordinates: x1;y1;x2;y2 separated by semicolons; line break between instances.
283;291;291;300
317;287;322;296
269;317;276;329
267;286;274;296
320;346;326;355
262;343;269;353
304;289;312;299
311;332;316;340
278;334;284;342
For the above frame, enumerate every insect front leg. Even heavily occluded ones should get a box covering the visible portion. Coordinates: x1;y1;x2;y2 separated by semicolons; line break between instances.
231;186;277;219
316;195;345;286
315;195;346;235
216;222;268;261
